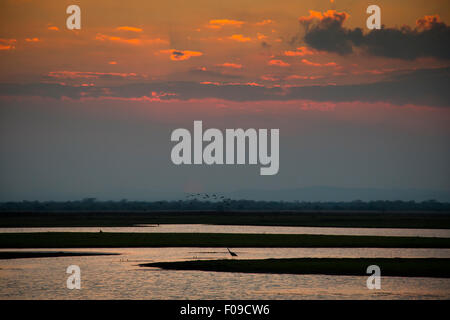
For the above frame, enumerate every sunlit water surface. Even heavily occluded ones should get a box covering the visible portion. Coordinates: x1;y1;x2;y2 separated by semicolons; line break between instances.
1;224;450;237
1;247;450;299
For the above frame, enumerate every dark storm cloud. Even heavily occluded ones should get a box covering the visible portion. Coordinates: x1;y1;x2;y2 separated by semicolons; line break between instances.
111;81;283;101
300;11;361;55
286;67;450;107
301;13;450;60
0;81;282;101
0;68;449;107
0;83;102;99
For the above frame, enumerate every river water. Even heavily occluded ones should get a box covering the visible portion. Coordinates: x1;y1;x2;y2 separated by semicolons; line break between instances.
1;224;450;237
1;225;450;299
1;247;450;299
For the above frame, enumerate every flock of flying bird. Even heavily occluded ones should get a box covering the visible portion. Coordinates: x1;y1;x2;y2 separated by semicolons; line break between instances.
185;193;232;203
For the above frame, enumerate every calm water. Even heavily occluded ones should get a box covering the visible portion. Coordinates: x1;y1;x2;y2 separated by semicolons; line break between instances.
1;247;450;299
1;224;450;238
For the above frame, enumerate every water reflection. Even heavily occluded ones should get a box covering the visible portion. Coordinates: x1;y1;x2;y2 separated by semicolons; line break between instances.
1;247;450;299
1;224;450;238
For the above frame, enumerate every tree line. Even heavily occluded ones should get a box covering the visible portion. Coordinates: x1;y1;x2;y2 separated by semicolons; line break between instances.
0;198;449;212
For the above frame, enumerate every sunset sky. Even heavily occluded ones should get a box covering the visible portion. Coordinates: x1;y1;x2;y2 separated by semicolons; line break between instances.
0;0;449;201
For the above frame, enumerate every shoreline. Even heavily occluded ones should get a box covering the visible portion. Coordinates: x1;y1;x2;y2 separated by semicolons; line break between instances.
141;257;450;278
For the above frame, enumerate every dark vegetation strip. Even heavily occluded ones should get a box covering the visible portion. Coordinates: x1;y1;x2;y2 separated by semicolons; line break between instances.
1;211;450;228
1;233;450;248
1;199;449;212
141;258;450;278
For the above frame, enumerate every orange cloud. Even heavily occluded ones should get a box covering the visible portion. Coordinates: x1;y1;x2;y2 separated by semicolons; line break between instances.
268;59;290;67
200;81;220;85
255;19;273;26
96;34;140;45
47;26;59;31
209;19;244;28
0;38;16;50
116;26;143;33
298;10;323;24
301;59;337;67
257;33;267;40
25;38;40;42
228;34;251;42
284;46;315;57
299;10;349;24
95;33;167;45
108;61;117;65
109;37;141;45
217;62;242;69
160;49;203;61
416;15;442;29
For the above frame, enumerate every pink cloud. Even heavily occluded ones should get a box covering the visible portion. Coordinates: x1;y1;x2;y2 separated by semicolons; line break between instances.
0;38;16;50
260;75;278;81
301;59;337;67
47;71;140;79
285;46;315;57
285;75;323;80
268;59;290;67
217;62;243;69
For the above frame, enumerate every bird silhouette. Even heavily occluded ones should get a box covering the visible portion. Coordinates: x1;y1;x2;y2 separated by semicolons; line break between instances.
227;248;238;257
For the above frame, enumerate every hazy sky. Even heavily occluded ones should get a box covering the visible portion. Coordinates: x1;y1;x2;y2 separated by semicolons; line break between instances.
0;0;449;200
